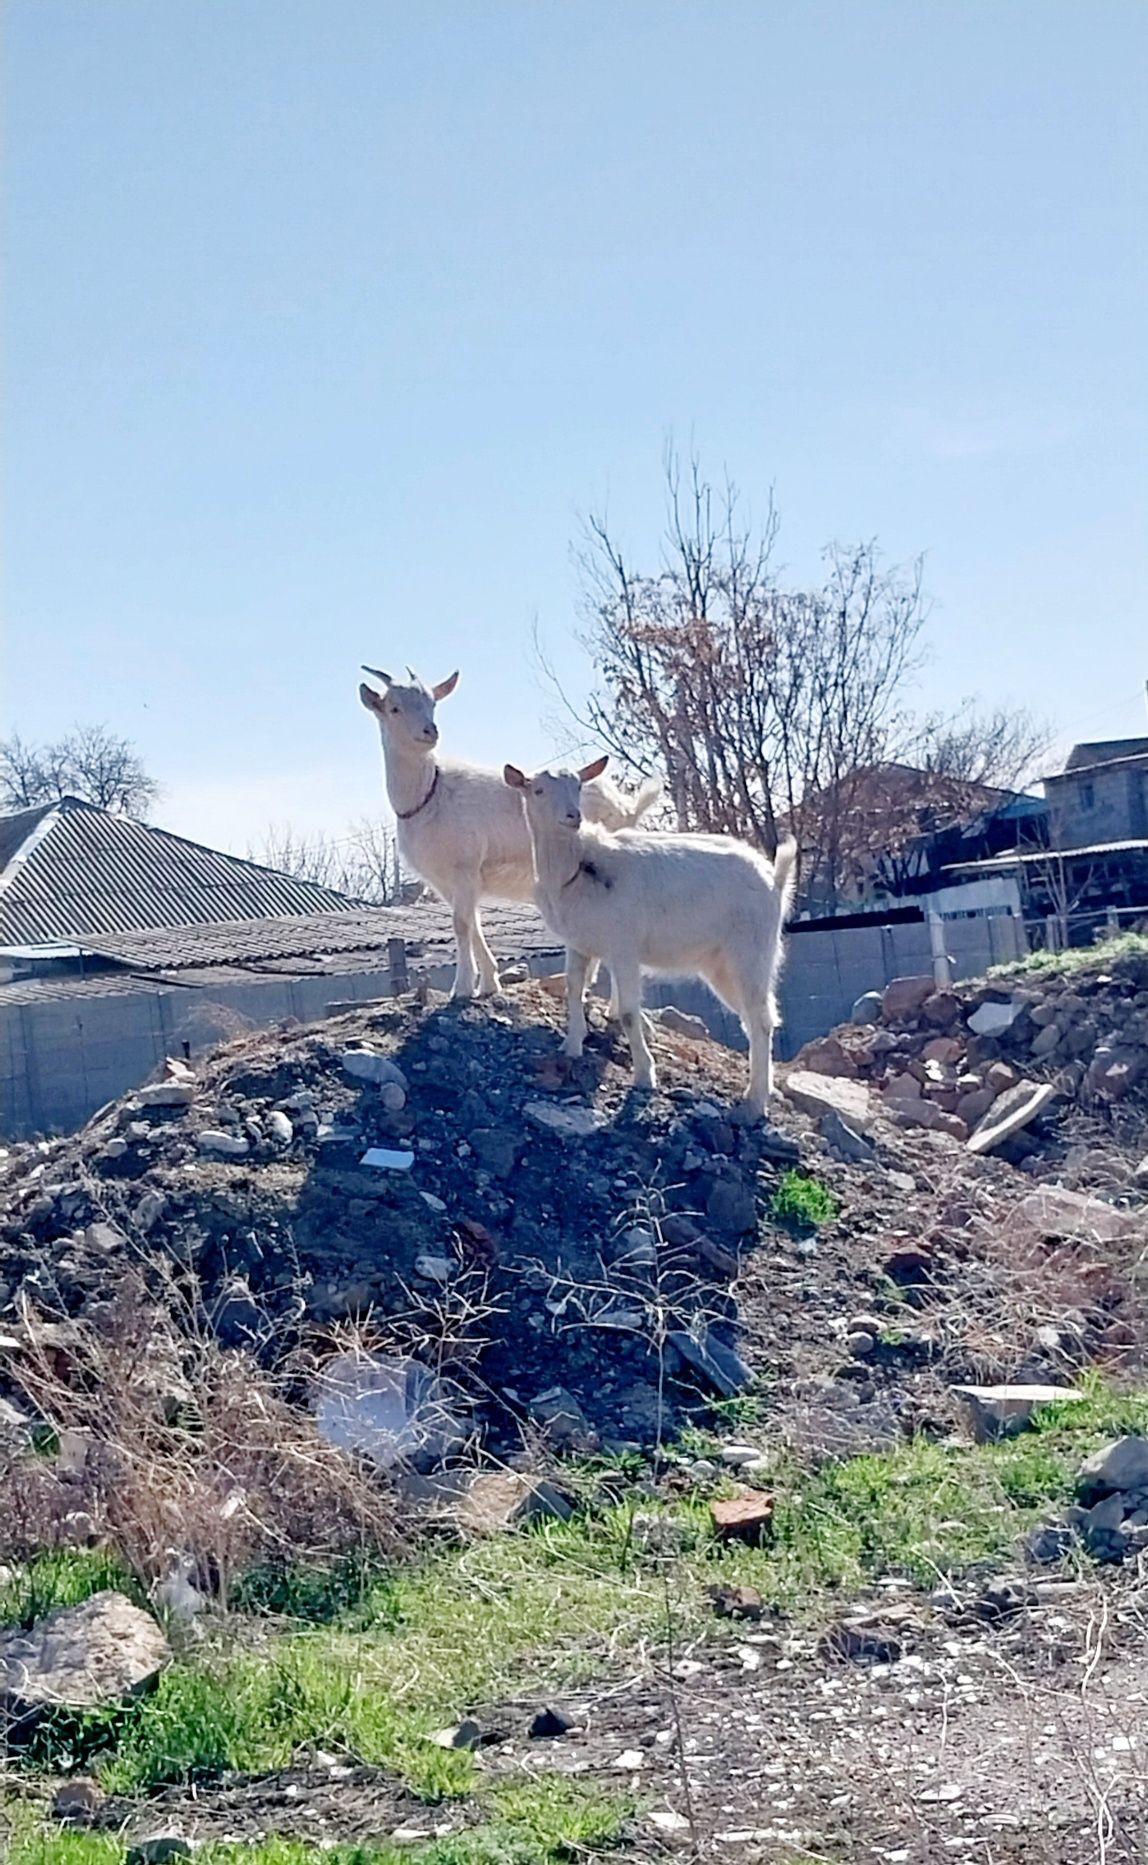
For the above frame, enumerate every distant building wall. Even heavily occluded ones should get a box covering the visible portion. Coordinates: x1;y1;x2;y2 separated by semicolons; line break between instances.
1046;756;1148;850
1;910;1027;1140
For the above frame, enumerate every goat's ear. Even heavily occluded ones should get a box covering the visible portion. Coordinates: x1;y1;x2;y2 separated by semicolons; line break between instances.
432;671;460;702
504;764;527;789
361;666;392;685
360;682;385;714
578;754;609;783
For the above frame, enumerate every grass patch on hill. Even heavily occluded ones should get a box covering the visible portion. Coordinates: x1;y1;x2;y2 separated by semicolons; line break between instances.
6;1384;1145;1798
988;930;1148;980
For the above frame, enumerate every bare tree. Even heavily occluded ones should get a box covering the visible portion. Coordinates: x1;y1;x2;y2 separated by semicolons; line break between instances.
907;700;1052;791
0;724;159;817
250;820;403;905
555;449;929;910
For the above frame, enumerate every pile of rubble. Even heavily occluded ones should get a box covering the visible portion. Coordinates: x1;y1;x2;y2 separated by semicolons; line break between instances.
793;945;1148;1157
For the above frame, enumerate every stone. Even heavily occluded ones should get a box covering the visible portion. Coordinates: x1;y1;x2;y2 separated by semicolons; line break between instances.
1030;1022;1062;1057
414;1254;454;1284
529;1706;572;1738
314;1351;468;1471
195;1130;250;1159
819;1107;876;1164
83;1221;126;1255
966;1080;1056;1155
359;1146;414;1171
1015;1186;1139;1244
956;1086;995;1126
719;1443;762;1468
265;1110;293;1146
102;1137;128;1159
818;1617;904;1664
756;1124;801;1162
524;1101;606;1139
952;1383;1084;1443
668;1327;753;1398
654;1005;709;1041
1078;1436;1148;1499
783;1070;875;1132
881;975;935;1020
888;1100;968;1140
528;1386;595;1449
921;1036;962;1064
706;1582;764;1620
0;1591;170;1713
52;1777;105;1824
431;1718;483;1750
967;998;1022;1036
705;1178;757;1235
469;1127;520;1178
881;1071;922;1103
136;1082;194;1110
793;1034;858;1078
1088;1044;1148;1099
127;1839;196;1865
1025;1522;1076;1564
457;1472;573;1533
851;990;883;1024
0;1396;33;1442
985;1060;1018;1094
711;1493;774;1544
341;1050;408;1088
921;991;960;1029
135;1190;167;1230
1136;1154;1148;1185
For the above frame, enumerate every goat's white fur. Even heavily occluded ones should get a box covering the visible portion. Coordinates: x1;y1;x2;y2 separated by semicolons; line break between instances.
360;671;661;999
504;758;796;1114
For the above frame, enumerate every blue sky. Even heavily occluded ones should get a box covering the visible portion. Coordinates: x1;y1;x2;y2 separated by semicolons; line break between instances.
4;0;1146;852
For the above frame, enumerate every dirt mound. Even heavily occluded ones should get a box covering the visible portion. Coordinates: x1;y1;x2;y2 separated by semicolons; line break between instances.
1;968;1146;1477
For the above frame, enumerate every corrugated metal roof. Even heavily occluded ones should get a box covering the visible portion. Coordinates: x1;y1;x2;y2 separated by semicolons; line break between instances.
74;903;553;970
944;839;1148;873
0;797;365;945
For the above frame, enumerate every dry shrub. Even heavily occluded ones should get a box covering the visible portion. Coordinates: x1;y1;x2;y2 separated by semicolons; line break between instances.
3;1273;404;1597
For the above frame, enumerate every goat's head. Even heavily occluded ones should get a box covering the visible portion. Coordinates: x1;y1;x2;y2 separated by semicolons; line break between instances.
504;755;609;832
359;667;458;753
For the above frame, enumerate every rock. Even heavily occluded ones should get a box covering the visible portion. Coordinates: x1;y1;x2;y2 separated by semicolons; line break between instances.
654;1006;709;1041
524;1101;606;1139
380;1082;407;1112
706;1582;764;1620
264;1109;293;1146
135;1190;167;1230
956;1086;995;1126
719;1443;762;1468
127;1838;196;1865
195;1130;250;1159
0;1591;170;1713
1030;1022;1062;1057
985;1060;1018;1094
1136;1154;1148;1185
921;1036;962;1064
783;1070;875;1133
136;1082;195;1110
881;975;935;1020
457;1472;573;1533
881;1071;922;1103
851;990;883;1024
414;1254;454;1284
1088;1043;1148;1099
846;1330;876;1358
469;1127;520;1178
888;1100;968;1140
756;1124;801;1162
818;1617;904;1664
51;1778;105;1825
819;1107;876;1164
966;1080;1056;1155
967;998;1022;1036
793;1034;858;1078
529;1706;572;1738
711;1493;774;1544
669;1327;753;1397
883;1244;937;1287
1078;1436;1148;1499
952;1383;1083;1443
102;1137;128;1159
528;1386;596;1449
341;1050;408;1088
1015;1186;1139;1244
1025;1522;1076;1564
0;1396;34;1442
705;1178;758;1235
314;1352;468;1472
430;1718;483;1750
921;990;961;1029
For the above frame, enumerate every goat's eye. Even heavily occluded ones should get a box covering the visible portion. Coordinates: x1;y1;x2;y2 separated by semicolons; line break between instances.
533;787;543;796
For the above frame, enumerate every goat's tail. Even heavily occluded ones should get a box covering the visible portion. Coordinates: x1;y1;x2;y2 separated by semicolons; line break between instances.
626;775;663;825
764;836;798;1028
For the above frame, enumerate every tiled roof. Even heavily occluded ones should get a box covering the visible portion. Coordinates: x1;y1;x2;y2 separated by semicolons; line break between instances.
0;797;365;946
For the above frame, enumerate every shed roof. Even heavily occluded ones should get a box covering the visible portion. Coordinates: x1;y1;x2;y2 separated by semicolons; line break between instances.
0;796;364;946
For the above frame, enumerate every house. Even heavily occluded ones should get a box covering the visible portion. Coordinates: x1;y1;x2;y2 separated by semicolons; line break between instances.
0;797;551;1138
940;738;1148;944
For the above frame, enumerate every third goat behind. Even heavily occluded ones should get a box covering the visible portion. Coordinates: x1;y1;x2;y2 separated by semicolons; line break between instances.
505;756;796;1114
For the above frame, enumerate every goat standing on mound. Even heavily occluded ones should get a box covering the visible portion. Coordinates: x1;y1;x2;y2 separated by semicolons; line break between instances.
359;670;660;999
504;756;796;1114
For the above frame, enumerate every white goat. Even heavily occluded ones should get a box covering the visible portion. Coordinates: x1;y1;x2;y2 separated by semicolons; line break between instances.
504;756;797;1114
359;669;661;999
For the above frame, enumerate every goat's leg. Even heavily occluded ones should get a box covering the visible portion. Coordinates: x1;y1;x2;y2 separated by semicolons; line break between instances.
612;956;656;1090
449;887;479;999
470;907;502;997
562;948;592;1058
744;1009;776;1115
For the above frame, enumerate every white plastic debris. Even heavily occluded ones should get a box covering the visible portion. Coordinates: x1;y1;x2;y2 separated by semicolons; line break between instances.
360;1148;415;1172
314;1351;467;1471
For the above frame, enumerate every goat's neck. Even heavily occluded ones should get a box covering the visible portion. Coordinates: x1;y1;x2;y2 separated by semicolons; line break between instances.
380;739;438;819
531;824;584;898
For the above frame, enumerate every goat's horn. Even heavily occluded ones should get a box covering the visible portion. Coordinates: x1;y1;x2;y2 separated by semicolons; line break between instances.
361;665;391;683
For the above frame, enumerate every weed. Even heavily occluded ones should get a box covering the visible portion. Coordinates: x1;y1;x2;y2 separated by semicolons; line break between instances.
769;1170;838;1230
988;930;1148;980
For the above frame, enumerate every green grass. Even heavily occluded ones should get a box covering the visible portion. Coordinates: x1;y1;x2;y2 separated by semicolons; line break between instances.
0;1550;139;1630
988;929;1148;980
769;1169;838;1230
0;1780;633;1865
8;1385;1147;1805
